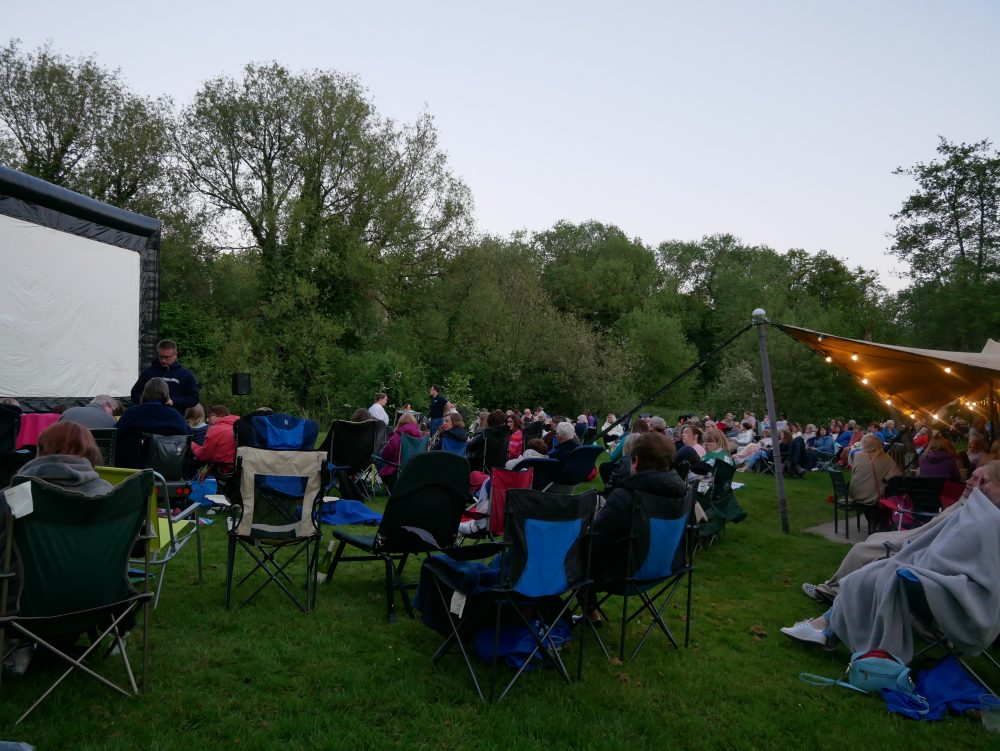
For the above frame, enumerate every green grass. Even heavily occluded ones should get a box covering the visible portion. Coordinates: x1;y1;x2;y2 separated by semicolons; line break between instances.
2;469;997;749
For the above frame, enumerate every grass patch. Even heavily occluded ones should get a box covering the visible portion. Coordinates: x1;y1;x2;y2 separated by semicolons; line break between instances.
2;470;996;749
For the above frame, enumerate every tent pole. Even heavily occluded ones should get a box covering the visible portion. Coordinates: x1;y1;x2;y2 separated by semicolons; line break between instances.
753;309;789;534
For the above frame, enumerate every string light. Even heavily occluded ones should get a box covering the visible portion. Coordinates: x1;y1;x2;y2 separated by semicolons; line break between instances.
851;354;859;361
944;367;952;374
861;378;868;385
825;356;832;363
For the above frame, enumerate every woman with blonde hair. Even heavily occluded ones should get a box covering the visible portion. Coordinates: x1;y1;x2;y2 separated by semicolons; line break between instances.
702;426;733;465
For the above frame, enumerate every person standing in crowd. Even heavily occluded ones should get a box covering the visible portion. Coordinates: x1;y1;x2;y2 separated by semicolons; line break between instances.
130;339;199;413
427;385;447;434
369;392;390;426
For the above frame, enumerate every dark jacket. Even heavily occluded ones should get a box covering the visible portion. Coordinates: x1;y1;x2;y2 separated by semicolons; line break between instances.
548;439;580;463
130;360;200;413
591;469;688;582
431;426;468;450
918;448;961;482
114;402;190;469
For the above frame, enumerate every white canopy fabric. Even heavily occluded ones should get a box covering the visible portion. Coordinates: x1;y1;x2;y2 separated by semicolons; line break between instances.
774;323;1000;421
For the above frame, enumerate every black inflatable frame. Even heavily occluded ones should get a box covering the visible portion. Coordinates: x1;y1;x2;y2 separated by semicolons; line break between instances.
0;166;160;412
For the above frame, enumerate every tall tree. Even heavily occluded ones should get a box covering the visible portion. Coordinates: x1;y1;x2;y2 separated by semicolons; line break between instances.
891;137;1000;285
0;39;172;214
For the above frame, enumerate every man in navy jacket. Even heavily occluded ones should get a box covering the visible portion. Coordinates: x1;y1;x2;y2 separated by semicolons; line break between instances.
130;339;200;413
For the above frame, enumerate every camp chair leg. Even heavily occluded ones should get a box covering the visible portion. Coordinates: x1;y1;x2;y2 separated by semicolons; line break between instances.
384;557;397;623
392;554;415;619
325;539;347;581
619;593;629;663
141;596;150;692
12;603;139;724
489;598;506;703
429;576;486;701
225;535;237;609
684;568;693;648
194;508;203;582
237;542;311;612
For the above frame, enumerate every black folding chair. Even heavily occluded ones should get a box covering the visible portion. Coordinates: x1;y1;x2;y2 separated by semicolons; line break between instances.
320;419;381;501
830;467;868;540
89;428;117;466
139;433;202;606
422;489;599;701
592;488;695;661
0;404;28;488
323;451;470;621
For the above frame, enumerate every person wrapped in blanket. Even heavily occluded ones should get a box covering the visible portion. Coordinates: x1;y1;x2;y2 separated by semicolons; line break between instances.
1;422;114;676
780;460;1000;663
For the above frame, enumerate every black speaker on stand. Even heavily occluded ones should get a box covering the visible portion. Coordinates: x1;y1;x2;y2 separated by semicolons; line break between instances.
231;373;251;414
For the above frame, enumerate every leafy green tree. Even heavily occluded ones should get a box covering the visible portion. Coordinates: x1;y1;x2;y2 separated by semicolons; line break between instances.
535;221;661;330
891;137;1000;285
0;39;172;214
890;137;1000;350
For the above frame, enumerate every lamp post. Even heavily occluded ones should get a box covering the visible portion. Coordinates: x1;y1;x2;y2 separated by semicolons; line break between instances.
753;309;789;534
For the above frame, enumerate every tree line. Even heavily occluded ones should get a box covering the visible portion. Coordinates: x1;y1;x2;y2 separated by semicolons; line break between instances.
2;40;998;423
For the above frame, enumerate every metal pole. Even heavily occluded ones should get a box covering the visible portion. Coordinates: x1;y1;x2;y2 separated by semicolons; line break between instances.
753;309;789;534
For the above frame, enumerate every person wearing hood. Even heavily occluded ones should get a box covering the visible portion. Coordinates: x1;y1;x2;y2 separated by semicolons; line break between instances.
129;339;200;414
1;421;114;675
580;431;688;626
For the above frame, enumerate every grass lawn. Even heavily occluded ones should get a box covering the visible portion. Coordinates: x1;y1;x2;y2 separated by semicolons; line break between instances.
2;467;997;749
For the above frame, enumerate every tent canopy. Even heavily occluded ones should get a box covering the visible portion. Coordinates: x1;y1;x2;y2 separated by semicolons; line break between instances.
774;323;1000;422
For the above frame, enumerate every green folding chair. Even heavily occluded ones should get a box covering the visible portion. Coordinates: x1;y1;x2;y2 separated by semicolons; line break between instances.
0;470;155;724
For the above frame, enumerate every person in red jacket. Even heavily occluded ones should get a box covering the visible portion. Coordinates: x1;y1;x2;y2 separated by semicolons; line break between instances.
192;404;240;474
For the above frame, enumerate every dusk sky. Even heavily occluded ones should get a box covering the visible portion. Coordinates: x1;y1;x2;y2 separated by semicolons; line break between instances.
4;0;999;289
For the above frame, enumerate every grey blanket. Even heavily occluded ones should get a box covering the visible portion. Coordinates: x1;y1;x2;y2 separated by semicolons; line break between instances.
830;488;1000;662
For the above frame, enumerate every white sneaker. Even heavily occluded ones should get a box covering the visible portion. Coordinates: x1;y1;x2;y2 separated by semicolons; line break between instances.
780;620;828;646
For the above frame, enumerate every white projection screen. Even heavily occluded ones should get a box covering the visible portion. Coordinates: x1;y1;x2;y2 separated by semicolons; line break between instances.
0;166;160;407
0;213;140;396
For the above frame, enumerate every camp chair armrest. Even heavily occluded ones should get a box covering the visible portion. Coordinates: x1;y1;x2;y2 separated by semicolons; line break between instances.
0;570;16;579
463;510;488;520
171;502;201;521
444;541;506;562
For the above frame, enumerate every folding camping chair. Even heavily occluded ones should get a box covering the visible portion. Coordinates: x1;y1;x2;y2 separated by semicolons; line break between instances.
880;476;945;531
0;403;29;488
422;489;599;701
441;434;468;457
89;428;117;466
137;434;203;607
898;568;1000;695
830;467;870;539
695;460;746;549
0;470;155;724
320;419;381;501
481;425;510;473
224;447;327;612
592;488;695;662
511;456;562;491
323;451;469;622
546;444;604;493
399;432;429;472
460;467;534;540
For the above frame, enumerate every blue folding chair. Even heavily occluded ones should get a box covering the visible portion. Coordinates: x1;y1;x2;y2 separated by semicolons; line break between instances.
422;489;598;701
547;444;604;493
593;488;694;661
441;434;468;457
